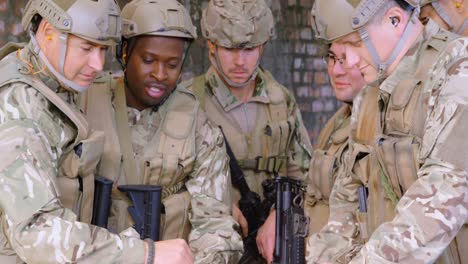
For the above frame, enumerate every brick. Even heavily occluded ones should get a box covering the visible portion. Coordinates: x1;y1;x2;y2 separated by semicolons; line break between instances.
312;100;324;112
314;72;327;85
0;0;7;12
293;57;303;69
10;23;23;37
324;99;337;112
303;71;313;84
296;86;309;98
300;28;312;40
321;85;333;97
293;71;301;83
294;42;305;54
288;0;296;7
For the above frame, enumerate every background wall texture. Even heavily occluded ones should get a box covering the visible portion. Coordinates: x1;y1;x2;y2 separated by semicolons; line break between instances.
0;0;341;145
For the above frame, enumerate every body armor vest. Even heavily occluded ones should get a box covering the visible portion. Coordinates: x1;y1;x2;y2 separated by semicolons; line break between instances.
189;69;295;201
82;73;197;240
307;105;351;234
0;45;103;263
353;26;466;263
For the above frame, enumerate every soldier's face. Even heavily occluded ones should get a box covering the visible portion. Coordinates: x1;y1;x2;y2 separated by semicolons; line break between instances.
124;35;185;111
210;43;263;84
327;43;366;103
43;26;108;87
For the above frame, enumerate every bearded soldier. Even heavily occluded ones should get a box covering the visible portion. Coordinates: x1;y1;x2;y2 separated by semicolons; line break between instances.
183;0;312;262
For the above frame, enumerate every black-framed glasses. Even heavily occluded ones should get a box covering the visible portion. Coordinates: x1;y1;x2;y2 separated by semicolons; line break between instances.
322;53;345;66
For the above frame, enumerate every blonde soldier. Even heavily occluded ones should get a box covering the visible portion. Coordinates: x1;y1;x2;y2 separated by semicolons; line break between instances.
0;0;170;263
81;0;243;263
420;0;468;36
183;0;312;262
307;0;467;263
305;41;366;234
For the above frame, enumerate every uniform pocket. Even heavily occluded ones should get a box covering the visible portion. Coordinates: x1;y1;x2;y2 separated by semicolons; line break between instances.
160;191;192;240
309;149;336;200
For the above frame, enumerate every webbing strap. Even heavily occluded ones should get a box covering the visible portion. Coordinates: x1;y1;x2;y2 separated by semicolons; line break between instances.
192;75;206;109
114;81;140;185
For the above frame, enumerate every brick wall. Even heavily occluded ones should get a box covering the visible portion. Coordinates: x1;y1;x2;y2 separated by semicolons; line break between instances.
1;0;341;145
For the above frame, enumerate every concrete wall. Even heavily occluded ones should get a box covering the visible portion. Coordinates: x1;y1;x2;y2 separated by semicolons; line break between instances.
0;0;341;144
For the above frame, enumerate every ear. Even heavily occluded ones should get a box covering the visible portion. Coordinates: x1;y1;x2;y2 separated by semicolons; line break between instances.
35;20;59;52
258;44;265;55
207;41;216;55
385;6;408;37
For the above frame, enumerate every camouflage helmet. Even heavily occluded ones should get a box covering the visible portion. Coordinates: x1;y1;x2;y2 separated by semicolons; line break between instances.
121;0;197;40
201;0;275;48
311;0;419;42
22;0;121;46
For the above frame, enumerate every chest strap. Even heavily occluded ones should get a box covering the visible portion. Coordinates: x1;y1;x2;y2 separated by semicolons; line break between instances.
113;79;140;185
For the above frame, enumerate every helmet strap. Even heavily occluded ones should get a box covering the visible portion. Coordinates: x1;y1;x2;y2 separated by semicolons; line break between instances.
431;2;455;30
358;8;419;84
210;44;259;89
58;32;67;75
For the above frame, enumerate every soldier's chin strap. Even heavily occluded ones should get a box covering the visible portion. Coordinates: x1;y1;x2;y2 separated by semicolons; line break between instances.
210;44;260;89
29;32;89;93
358;7;420;86
430;2;467;35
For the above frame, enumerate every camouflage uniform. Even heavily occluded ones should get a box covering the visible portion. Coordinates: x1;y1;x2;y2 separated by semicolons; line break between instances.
305;105;351;235
80;1;244;263
84;74;243;263
187;67;311;203
191;0;311;206
307;18;468;264
0;43;146;263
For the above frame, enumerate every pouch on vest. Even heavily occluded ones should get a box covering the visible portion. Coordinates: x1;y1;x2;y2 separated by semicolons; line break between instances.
57;130;104;223
160;190;192;240
374;135;421;200
309;149;336;201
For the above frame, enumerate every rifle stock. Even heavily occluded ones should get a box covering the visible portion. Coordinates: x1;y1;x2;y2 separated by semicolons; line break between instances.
117;185;163;241
92;176;113;228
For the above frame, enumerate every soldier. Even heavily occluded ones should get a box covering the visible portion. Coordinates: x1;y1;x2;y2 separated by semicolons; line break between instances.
0;0;190;263
304;32;366;234
81;0;243;263
420;0;467;36
307;0;467;263
183;0;312;262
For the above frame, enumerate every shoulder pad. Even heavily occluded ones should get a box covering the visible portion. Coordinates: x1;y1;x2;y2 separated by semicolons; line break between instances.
0;42;26;61
262;69;294;105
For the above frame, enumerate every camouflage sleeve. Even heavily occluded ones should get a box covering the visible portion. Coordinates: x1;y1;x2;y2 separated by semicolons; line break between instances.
306;144;366;263
186;110;243;264
286;102;313;181
349;38;468;264
0;84;145;263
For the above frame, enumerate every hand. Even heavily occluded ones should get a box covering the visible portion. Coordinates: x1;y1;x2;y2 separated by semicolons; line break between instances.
147;239;193;264
232;203;248;237
256;210;276;263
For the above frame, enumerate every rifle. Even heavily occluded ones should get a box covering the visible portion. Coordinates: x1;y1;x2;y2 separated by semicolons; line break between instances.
117;185;163;241
272;177;309;264
220;128;275;263
92;176;114;228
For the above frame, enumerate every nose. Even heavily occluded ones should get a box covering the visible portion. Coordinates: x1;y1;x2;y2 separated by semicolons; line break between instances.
233;50;246;66
331;59;346;76
343;46;360;69
88;48;105;72
150;62;168;81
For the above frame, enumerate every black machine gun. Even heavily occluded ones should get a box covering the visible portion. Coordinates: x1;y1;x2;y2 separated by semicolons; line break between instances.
272;177;309;264
117;185;163;241
220;129;276;263
92;176;114;228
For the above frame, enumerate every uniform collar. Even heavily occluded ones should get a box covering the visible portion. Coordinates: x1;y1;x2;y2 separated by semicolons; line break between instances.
205;66;270;112
379;20;441;96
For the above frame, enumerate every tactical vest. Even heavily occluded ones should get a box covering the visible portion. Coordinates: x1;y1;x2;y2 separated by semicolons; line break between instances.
82;73;197;240
354;27;467;263
307;105;351;234
189;69;295;201
0;45;103;263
